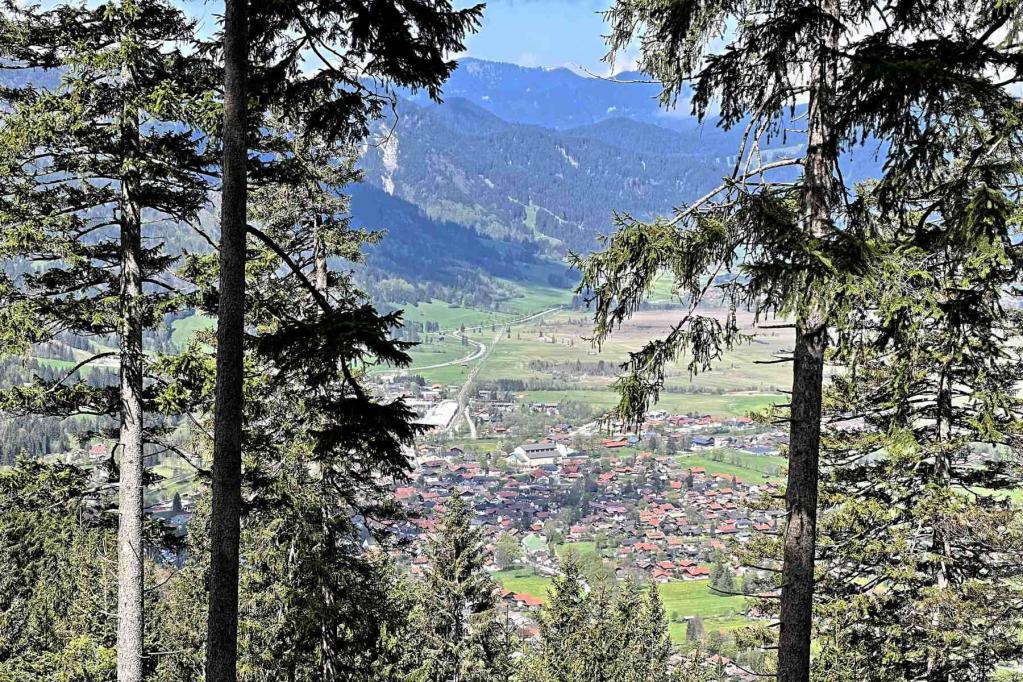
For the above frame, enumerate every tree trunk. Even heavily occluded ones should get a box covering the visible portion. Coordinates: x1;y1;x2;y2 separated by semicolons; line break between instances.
777;4;836;678
777;321;825;682
206;0;249;680
312;223;336;680
313;216;328;294
926;370;952;682
116;59;145;682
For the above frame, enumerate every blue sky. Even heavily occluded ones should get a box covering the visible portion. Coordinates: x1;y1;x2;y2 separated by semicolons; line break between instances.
462;0;625;73
183;0;622;74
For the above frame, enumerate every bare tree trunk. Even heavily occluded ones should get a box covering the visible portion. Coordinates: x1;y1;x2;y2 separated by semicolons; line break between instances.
777;322;825;682
777;3;836;679
206;0;249;679
926;370;952;682
116;58;145;682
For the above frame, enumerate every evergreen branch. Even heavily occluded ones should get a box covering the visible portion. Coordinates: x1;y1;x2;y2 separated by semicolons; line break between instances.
246;223;329;312
44;351;117;392
665;158;804;228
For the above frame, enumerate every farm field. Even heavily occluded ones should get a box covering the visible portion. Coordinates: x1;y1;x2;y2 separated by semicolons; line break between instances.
667;615;750;643
474;307;793;392
400;335;473;371
658;578;746;621
521;390;781;419
391;304;791;419
677;451;788;485
493;569;749;643
491;278;574;315
398;299;514;330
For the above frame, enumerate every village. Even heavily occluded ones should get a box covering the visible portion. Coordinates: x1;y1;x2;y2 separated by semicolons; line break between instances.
381;376;790;672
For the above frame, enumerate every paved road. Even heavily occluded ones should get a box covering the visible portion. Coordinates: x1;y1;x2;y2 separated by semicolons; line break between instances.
406;335;486;372
408;305;565;438
406;305;564;373
438;305;564;335
444;329;502;436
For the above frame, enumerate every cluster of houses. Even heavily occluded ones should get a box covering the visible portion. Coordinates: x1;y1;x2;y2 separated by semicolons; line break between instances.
389;417;783;681
391;417;785;592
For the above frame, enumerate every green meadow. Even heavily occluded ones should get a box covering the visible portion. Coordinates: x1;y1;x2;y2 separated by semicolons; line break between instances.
492;569;749;643
676;451;787;485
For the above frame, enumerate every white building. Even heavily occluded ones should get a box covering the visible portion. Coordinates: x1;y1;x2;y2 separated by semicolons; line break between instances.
416;400;460;431
506;441;573;468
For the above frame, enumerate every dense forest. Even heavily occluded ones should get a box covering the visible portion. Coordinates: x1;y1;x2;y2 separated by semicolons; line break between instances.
0;0;1022;681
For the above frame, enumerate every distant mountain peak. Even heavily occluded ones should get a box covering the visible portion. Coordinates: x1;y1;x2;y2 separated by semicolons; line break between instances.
397;56;694;130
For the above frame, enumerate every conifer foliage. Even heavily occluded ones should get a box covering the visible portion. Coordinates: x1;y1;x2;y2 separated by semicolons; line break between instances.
813;169;1023;680
0;461;119;680
407;493;513;682
523;554;676;682
201;2;484;676
0;2;212;679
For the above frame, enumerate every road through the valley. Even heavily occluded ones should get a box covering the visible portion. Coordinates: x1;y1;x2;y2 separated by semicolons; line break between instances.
406;305;563;373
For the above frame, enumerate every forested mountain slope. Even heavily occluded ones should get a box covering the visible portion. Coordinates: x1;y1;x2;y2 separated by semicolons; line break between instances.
357;60;883;269
358;96;731;254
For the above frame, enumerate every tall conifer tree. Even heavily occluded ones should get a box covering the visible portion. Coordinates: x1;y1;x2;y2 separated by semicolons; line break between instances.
409;494;513;682
0;3;212;679
581;2;1022;677
813;158;1023;680
202;3;483;677
535;553;589;681
153;129;423;680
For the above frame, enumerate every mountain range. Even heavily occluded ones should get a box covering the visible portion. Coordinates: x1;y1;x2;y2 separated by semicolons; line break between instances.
351;58;890;309
352;58;796;306
0;58;878;310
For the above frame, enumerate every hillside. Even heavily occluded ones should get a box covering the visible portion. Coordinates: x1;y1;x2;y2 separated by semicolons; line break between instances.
357;59;883;280
358;96;730;254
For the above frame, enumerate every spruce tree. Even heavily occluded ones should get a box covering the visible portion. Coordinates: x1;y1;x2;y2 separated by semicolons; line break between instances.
608;578;644;681
581;2;1022;677
577;585;618;682
685;616;704;643
812;164;1023;679
409;493;512;682
0;3;211;679
634;584;672;682
155;132;423;680
156;491;417;682
0;460;119;679
535;552;589;681
202;3;483;676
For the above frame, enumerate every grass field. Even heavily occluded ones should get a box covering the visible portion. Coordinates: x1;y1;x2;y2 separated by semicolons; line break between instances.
382;291;793;413
494;568;553;598
677;451;787;485
493;569;749;643
474;308;792;393
397;300;513;330
32;357;80;370
492;278;574;315
555;541;598;557
667;615;749;642
171;312;214;347
403;336;474;370
453;438;503;453
659;579;746;620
